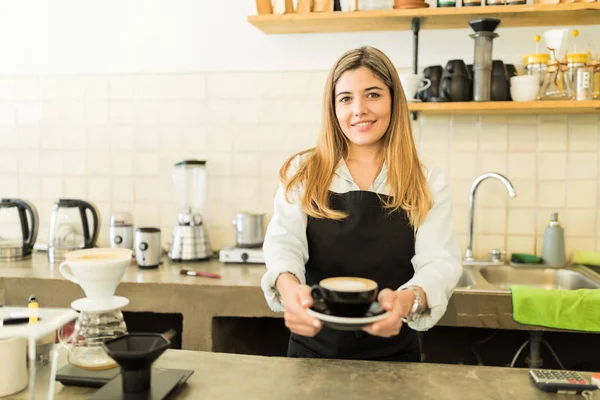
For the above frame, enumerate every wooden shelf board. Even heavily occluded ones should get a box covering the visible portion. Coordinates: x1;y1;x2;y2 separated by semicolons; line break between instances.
407;100;600;114
248;3;600;34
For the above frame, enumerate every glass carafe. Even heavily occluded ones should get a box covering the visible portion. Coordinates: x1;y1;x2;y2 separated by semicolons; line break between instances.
539;50;573;100
173;160;207;221
59;309;127;371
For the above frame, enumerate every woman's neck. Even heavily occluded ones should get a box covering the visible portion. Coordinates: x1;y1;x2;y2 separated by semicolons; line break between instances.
344;143;384;190
346;142;383;165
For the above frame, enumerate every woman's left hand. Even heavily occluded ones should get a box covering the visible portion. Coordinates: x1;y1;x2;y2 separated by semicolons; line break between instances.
362;288;414;337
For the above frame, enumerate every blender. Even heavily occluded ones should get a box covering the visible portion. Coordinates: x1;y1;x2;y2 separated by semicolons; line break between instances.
168;160;212;261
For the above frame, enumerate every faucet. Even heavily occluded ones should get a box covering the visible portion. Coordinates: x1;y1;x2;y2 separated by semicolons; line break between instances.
464;172;517;264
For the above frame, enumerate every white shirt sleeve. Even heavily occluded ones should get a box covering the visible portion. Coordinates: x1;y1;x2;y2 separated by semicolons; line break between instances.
261;160;309;312
399;165;463;331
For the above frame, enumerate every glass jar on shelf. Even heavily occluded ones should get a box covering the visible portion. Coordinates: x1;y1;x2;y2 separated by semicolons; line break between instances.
524;53;549;86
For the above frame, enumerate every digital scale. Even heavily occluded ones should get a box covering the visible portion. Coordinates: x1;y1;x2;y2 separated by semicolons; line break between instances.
218;246;264;264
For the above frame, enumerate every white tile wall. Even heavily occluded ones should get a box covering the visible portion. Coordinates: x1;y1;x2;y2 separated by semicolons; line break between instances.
0;72;599;262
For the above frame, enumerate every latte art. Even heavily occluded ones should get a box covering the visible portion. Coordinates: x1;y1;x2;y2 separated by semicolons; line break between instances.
320;277;377;292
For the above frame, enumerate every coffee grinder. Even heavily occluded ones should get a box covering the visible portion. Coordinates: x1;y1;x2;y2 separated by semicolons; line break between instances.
469;18;501;101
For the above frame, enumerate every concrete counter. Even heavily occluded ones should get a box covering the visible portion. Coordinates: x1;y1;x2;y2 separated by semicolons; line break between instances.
0;253;594;351
6;349;592;400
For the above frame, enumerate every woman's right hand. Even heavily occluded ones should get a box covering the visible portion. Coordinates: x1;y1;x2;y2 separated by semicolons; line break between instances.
277;274;322;337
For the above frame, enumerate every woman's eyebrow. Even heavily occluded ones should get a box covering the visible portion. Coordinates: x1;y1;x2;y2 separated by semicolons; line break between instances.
335;86;384;98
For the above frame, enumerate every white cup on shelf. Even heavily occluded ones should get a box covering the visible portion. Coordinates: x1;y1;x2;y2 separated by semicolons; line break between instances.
510;75;539;102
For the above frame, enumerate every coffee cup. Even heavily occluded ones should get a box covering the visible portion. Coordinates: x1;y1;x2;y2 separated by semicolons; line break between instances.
399;74;431;101
0;337;27;397
59;248;132;302
510;75;539;102
311;277;378;318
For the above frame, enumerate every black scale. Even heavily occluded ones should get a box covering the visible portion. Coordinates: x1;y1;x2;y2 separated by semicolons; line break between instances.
56;364;193;399
56;333;194;400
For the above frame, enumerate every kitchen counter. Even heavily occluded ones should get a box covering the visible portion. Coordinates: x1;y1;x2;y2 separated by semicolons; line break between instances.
7;348;592;400
0;253;598;351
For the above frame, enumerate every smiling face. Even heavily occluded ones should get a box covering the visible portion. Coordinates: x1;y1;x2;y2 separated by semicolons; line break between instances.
334;66;392;151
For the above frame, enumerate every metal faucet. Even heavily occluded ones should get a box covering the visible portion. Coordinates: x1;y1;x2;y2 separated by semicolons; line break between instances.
464;172;517;264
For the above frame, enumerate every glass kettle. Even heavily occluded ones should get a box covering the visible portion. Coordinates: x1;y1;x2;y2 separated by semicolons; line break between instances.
0;198;39;261
48;199;100;263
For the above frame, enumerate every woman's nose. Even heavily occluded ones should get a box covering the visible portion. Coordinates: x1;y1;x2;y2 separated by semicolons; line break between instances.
352;98;367;115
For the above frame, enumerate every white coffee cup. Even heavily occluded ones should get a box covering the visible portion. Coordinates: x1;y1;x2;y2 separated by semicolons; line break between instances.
510;75;539;102
399;74;431;101
59;248;132;302
0;337;28;397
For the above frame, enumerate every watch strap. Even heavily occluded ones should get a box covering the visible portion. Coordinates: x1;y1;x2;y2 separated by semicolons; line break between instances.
401;286;422;323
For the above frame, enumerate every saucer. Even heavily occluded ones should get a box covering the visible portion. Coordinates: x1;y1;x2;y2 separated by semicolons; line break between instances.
307;302;389;331
71;296;129;313
407;98;422;103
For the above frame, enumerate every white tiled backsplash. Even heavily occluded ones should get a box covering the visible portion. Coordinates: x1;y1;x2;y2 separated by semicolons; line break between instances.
0;72;599;260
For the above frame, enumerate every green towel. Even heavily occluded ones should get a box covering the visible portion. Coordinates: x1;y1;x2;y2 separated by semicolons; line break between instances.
510;286;600;332
572;251;600;267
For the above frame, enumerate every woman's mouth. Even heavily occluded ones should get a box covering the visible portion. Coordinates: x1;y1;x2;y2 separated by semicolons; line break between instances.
351;120;376;132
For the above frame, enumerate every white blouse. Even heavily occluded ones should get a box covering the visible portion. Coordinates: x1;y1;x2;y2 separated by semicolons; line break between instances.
261;154;463;331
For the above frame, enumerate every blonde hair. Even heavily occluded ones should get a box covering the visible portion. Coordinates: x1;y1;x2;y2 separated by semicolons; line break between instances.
280;46;432;227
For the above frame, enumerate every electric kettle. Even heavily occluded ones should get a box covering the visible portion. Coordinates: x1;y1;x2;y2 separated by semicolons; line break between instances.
0;198;39;261
48;199;100;263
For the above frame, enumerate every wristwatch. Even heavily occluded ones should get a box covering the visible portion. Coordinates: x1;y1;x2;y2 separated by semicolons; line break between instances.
401;286;423;323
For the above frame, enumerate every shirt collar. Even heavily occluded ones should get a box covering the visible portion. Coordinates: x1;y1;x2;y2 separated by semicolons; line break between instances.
334;158;388;191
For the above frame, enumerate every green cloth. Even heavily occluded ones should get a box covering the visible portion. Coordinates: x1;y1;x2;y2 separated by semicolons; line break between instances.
572;251;600;267
510;286;600;332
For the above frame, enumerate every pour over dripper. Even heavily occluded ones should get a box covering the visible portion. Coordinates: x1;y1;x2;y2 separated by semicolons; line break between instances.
102;333;171;394
469;18;501;102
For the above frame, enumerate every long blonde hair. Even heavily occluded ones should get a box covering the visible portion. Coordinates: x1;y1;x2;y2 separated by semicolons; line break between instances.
280;46;432;227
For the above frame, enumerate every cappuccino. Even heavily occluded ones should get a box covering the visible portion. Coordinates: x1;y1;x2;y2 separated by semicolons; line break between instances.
320;277;377;292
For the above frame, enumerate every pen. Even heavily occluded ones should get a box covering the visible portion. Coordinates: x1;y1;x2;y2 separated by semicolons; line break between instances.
179;269;221;279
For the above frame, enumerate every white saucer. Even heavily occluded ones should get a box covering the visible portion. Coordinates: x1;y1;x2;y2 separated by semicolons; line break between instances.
306;302;389;331
71;296;129;312
407;98;422;103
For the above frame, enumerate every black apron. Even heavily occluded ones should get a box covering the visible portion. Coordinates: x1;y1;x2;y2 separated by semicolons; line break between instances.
288;190;420;361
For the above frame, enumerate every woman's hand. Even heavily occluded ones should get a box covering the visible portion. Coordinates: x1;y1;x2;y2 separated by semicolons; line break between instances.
362;288;415;337
277;273;323;337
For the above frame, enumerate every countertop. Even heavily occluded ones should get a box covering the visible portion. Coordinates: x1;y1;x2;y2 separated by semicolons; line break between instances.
1;253;598;351
7;348;593;400
0;252;264;287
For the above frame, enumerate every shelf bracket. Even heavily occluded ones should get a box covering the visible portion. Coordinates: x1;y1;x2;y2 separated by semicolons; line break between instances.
411;17;421;74
410;17;422;121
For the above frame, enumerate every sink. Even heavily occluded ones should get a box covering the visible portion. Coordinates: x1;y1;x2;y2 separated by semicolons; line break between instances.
456;268;475;289
479;266;599;290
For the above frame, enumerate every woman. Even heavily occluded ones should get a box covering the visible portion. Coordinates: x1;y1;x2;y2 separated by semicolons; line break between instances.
261;46;462;362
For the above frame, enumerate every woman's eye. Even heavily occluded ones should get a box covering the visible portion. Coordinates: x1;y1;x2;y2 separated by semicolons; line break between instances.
339;96;351;103
367;92;380;98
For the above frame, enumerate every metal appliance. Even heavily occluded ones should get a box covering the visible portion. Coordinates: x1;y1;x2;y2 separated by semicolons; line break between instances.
232;212;265;248
109;212;134;251
48;199;100;263
0;198;39;261
135;227;162;268
168;160;212;261
219;246;264;264
219;211;265;264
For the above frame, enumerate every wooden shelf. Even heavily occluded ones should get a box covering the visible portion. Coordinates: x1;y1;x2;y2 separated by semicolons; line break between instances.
248;3;600;34
407;100;600;114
